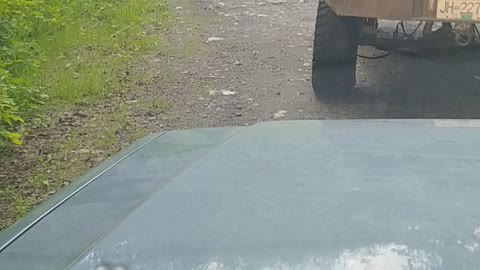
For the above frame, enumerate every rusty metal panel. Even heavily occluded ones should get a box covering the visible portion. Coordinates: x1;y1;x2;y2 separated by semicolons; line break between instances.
325;0;437;20
412;0;437;19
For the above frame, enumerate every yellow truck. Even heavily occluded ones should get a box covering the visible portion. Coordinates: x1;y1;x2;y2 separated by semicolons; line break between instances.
312;0;480;96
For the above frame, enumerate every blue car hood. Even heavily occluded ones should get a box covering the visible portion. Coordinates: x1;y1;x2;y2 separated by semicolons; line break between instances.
0;120;479;270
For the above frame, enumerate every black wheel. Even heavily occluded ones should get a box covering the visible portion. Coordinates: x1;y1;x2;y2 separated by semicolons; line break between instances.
312;1;361;97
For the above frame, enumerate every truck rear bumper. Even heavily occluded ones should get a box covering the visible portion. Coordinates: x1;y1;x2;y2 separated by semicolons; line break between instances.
326;0;480;22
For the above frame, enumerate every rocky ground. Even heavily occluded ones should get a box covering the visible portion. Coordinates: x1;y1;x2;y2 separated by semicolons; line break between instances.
2;0;480;229
161;0;480;126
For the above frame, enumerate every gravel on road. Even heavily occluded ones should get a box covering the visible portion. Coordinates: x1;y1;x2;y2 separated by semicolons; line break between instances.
158;0;480;129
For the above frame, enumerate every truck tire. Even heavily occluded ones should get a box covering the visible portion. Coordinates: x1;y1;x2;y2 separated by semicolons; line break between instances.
312;1;361;97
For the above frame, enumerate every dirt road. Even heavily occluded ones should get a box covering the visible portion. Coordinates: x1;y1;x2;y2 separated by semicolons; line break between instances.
156;0;480;130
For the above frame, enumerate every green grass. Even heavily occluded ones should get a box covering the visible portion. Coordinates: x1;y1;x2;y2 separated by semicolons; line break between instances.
0;0;173;147
0;0;174;228
0;186;34;218
0;139;14;161
38;0;172;103
29;174;50;189
140;96;171;111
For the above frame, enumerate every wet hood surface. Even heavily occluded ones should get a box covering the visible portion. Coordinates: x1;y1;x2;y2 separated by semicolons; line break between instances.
1;120;479;270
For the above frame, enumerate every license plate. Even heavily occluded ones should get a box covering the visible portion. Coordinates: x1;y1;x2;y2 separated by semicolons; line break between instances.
437;0;480;20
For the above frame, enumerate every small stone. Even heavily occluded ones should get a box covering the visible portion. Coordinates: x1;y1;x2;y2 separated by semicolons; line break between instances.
235;112;243;117
268;0;286;4
273;110;287;119
209;90;219;96
207;37;224;42
72;149;90;154
221;90;237;96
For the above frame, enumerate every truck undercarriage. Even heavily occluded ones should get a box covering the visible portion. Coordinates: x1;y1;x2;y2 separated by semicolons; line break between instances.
311;0;480;96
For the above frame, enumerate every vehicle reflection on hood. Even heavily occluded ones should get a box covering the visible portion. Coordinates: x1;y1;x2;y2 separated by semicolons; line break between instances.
82;242;445;270
194;244;443;270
